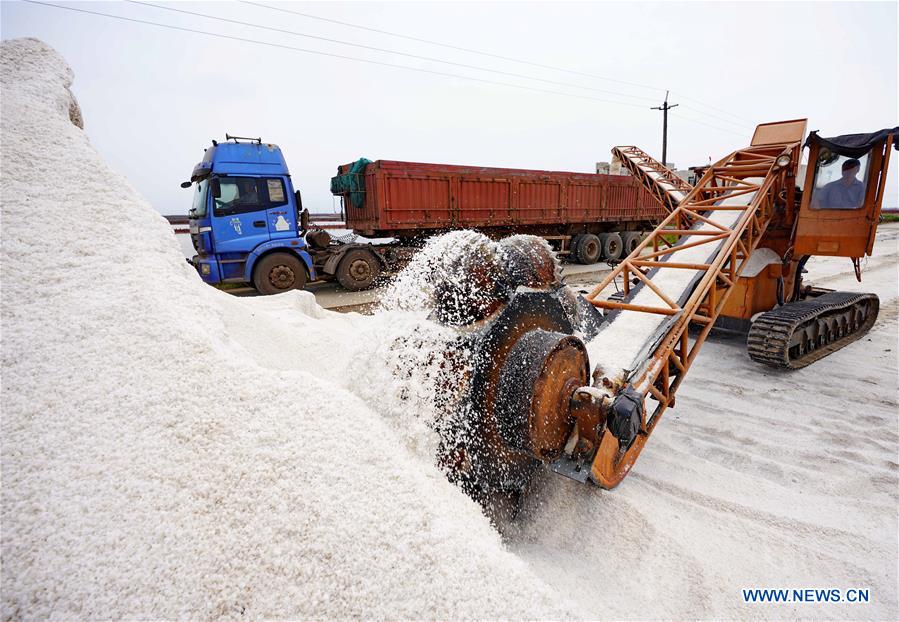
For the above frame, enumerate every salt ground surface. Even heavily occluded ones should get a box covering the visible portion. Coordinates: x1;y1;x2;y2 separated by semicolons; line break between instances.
2;38;897;620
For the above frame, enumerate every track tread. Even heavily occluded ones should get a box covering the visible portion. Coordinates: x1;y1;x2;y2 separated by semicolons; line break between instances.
747;291;879;370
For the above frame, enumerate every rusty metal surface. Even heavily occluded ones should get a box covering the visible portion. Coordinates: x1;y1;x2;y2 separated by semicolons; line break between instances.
584;124;810;489
425;234;605;494
452;290;577;492
499;236;559;288
335;159;667;237
750;119;809;146
611;146;693;213
305;230;332;250
496;330;589;461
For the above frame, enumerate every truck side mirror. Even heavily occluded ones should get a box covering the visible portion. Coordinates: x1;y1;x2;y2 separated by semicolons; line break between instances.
295;189;303;212
180;181;192;189
210;178;221;198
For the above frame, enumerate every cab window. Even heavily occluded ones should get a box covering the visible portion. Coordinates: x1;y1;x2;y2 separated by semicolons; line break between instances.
266;178;288;207
809;151;870;210
213;177;264;216
212;177;290;215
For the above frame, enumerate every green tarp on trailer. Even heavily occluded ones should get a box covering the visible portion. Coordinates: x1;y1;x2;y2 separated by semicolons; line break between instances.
330;158;371;209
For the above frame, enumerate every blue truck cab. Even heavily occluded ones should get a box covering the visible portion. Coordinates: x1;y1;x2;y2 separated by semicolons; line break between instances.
184;136;315;294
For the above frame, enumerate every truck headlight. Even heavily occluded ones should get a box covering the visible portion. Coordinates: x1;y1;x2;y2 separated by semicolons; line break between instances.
201;263;211;276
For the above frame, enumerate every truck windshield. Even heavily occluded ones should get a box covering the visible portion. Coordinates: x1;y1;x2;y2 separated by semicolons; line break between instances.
191;179;208;217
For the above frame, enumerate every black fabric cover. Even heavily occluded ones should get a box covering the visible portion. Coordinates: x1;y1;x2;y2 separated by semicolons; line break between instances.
805;127;899;158
608;386;643;447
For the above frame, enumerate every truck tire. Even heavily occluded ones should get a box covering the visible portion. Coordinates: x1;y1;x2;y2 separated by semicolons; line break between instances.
568;234;583;263
575;234;602;264
622;231;642;256
336;248;381;291
601;232;624;261
253;252;307;295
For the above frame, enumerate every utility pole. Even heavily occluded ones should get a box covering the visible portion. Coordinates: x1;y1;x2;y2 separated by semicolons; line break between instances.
651;90;678;168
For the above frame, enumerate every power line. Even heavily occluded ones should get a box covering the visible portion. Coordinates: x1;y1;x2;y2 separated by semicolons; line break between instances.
679;103;755;130
24;1;751;145
241;0;667;96
243;0;755;130
669;111;746;137
125;0;659;103
674;93;755;126
24;1;650;111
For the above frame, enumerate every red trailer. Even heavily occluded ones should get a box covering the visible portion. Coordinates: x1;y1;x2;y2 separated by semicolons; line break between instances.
330;159;666;264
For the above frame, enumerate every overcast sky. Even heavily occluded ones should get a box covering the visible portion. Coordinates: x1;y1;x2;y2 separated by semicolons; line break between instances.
2;1;897;214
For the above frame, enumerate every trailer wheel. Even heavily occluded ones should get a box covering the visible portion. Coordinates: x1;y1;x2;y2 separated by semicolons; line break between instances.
622;231;642;256
575;234;602;264
253;252;307;295
336;248;381;291
601;232;624;261
568;234;583;263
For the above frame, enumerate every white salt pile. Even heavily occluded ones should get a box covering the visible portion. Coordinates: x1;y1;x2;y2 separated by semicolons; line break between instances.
0;38;573;619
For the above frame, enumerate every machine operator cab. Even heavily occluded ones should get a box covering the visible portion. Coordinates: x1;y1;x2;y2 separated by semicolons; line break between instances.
794;127;897;260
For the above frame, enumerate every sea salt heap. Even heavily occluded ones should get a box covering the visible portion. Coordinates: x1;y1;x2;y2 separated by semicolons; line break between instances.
0;38;572;619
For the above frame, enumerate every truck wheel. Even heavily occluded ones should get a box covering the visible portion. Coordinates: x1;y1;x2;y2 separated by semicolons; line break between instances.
336;249;381;291
575;234;602;264
622;231;642;256
568;234;583;263
253;252;307;295
601;232;624;261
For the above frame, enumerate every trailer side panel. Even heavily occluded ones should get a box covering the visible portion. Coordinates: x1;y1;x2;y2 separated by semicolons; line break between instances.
334;159;666;238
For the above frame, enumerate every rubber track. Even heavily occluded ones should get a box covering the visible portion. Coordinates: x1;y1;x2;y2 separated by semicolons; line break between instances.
746;291;880;369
